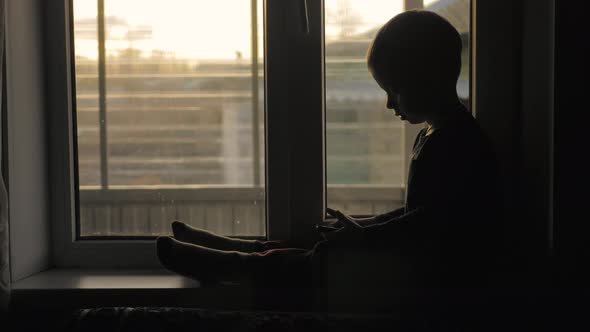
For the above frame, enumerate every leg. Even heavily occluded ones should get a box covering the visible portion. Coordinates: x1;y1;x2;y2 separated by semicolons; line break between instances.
172;221;288;252
156;236;248;284
156;236;312;285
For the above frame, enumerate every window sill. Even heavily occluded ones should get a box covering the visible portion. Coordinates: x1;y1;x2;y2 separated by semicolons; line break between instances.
11;268;258;310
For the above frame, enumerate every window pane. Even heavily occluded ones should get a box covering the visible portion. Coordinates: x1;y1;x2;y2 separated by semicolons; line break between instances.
74;0;101;187
73;0;265;237
325;0;470;215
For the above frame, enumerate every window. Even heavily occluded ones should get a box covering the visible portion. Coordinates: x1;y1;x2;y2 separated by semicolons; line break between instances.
72;0;265;238
48;0;470;266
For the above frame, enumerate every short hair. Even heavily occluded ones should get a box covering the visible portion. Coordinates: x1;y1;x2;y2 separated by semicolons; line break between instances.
367;10;463;90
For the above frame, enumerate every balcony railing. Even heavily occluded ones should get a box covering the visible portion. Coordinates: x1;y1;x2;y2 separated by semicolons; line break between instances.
79;185;404;237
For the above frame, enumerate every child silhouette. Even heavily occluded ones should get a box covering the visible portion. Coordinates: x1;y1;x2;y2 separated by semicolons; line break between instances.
156;10;501;290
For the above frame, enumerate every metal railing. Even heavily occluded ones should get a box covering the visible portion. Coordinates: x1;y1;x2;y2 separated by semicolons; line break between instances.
79;185;404;237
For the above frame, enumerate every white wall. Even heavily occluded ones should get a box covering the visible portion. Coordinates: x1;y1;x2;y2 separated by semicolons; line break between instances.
6;0;51;281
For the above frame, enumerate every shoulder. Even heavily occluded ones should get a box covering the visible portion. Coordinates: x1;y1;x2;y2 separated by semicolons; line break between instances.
443;111;490;149
433;111;498;166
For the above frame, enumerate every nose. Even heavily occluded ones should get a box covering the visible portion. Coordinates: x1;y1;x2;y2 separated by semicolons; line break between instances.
386;93;399;111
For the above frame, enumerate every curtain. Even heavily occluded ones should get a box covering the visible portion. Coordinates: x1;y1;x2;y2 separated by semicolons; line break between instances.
0;0;9;311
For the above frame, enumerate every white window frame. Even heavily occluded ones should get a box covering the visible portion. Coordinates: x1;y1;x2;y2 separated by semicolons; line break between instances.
44;0;472;268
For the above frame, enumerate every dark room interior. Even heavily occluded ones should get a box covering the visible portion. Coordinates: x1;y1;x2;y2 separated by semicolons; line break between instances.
0;0;587;330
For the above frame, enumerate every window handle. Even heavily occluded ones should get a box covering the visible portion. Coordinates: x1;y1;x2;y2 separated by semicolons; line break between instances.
299;0;310;34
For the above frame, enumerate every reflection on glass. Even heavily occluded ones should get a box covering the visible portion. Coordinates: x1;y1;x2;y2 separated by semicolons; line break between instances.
73;0;265;237
325;0;470;215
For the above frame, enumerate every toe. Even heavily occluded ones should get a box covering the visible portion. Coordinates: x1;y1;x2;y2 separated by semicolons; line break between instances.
171;221;184;236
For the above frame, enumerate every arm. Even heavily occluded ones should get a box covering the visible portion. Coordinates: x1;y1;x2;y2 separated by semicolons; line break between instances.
360;206;447;247
325;207;406;227
327;206;427;233
325;206;445;246
352;216;379;227
371;206;406;224
363;206;426;230
352;207;407;227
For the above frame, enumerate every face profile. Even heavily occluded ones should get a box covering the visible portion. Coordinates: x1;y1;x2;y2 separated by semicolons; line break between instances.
384;87;429;125
375;77;428;125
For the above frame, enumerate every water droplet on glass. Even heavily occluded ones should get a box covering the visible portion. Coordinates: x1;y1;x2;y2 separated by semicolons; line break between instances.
235;220;241;224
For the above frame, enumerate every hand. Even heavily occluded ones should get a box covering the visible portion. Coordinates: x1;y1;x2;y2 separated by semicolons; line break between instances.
321;222;366;243
326;208;363;230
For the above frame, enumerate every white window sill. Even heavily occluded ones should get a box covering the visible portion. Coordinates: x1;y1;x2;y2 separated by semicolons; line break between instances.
11;268;257;310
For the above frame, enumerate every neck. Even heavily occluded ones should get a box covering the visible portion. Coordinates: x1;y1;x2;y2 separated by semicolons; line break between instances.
425;94;463;129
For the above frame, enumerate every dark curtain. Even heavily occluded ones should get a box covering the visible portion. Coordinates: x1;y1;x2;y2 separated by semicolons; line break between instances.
0;0;9;311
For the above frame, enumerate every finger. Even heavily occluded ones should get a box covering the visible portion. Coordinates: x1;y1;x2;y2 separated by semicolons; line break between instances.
334;212;362;229
333;210;352;224
326;207;339;217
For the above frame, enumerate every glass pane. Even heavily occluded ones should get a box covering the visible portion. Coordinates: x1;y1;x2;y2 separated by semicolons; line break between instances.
325;0;470;215
73;0;265;237
74;0;101;187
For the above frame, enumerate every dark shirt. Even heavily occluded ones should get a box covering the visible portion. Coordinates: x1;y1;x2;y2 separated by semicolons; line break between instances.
363;106;502;285
405;106;501;221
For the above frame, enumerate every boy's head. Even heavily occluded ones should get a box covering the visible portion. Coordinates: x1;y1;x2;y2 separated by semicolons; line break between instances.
367;10;463;124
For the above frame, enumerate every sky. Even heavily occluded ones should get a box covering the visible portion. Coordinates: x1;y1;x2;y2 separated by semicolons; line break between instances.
74;0;440;60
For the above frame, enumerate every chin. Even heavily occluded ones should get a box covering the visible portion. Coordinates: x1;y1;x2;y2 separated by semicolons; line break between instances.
406;118;424;125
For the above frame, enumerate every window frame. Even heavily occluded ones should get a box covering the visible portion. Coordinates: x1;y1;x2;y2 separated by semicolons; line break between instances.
47;0;325;267
46;0;472;268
